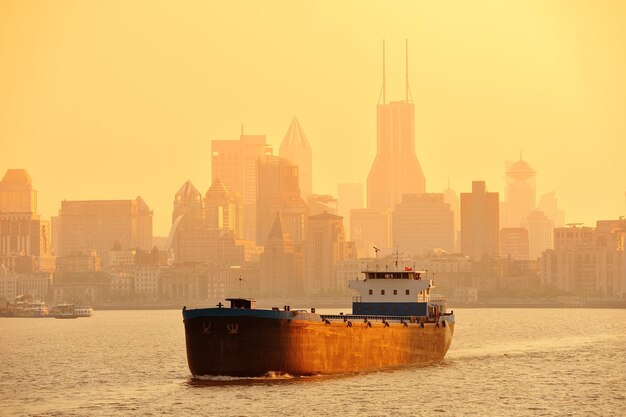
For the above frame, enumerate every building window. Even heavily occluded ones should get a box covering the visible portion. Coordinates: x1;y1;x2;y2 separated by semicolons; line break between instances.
393;289;398;295
368;289;373;295
406;289;410;295
381;289;385;295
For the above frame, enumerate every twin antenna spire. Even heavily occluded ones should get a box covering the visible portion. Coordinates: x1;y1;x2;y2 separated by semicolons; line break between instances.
379;40;413;105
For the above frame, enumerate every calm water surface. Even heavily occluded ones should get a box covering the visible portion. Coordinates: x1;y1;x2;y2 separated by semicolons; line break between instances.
1;308;625;416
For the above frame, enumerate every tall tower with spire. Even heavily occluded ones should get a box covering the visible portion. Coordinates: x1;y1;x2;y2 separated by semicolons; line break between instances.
279;117;312;199
367;40;425;211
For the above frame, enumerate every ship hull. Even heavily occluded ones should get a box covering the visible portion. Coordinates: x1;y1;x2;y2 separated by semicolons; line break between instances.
183;310;454;377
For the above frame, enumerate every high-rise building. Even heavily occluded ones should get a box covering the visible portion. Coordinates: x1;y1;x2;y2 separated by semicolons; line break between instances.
460;181;499;259
337;183;364;241
0;170;51;270
259;213;304;298
499;227;530;260
443;183;460;252
172;180;205;231
212;132;273;241
57;197;153;266
308;194;337;217
0;169;37;214
304;212;350;295
350;208;391;258
279;117;312;199
540;220;626;297
367;41;425;211
503;158;536;228
524;210;554;259
256;155;307;246
537;192;565;228
392;193;454;256
205;178;242;237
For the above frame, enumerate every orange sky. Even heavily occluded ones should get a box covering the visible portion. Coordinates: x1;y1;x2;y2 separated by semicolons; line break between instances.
1;1;625;235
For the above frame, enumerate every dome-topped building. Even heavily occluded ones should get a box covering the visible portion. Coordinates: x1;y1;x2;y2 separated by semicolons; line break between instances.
0;169;37;214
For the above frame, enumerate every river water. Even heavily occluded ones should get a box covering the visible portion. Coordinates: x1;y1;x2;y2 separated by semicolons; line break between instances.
1;308;624;416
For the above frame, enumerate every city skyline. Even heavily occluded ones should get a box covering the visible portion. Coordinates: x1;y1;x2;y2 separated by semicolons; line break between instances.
2;2;625;235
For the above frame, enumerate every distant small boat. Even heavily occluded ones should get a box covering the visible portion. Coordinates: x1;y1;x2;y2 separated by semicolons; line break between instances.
51;303;93;319
5;295;48;317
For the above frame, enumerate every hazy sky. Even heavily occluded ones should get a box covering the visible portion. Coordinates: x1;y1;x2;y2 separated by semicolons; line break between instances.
1;1;625;235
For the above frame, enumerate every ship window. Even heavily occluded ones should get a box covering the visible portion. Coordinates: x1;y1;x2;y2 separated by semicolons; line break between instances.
393;289;397;295
381;289;385;295
368;289;373;295
406;289;410;295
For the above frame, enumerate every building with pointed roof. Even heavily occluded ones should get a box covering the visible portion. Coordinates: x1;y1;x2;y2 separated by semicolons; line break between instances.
279;117;312;199
205;178;242;238
256;155;308;247
260;212;304;297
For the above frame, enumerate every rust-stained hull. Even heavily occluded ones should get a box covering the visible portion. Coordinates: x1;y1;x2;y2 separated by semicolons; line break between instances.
183;312;454;377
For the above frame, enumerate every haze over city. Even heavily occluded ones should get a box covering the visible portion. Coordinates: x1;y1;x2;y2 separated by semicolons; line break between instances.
2;1;625;235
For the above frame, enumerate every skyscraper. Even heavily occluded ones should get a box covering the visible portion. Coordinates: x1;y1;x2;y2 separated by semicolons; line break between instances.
392;193;454;256
57;197;153;266
460;181;499;259
0;170;50;269
172;180;204;231
205;178;241;237
279;117;312;199
304;212;349;296
0;169;37;214
337;183;364;241
256;155;307;246
367;41;425;211
212;132;272;241
503;158;536;228
259;213;304;297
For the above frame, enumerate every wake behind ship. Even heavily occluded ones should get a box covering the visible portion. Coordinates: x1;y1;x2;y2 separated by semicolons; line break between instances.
182;267;455;377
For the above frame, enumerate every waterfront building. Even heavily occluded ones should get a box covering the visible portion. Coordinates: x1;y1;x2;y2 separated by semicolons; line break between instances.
540;220;626;297
134;265;161;300
279;117;312;199
56;251;102;272
392;193;454;256
460;181;500;259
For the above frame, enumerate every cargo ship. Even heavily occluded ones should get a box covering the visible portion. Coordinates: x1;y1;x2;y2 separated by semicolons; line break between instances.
182;266;455;377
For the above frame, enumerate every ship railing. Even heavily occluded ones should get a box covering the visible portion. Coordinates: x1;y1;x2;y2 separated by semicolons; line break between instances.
320;314;438;323
429;294;447;303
